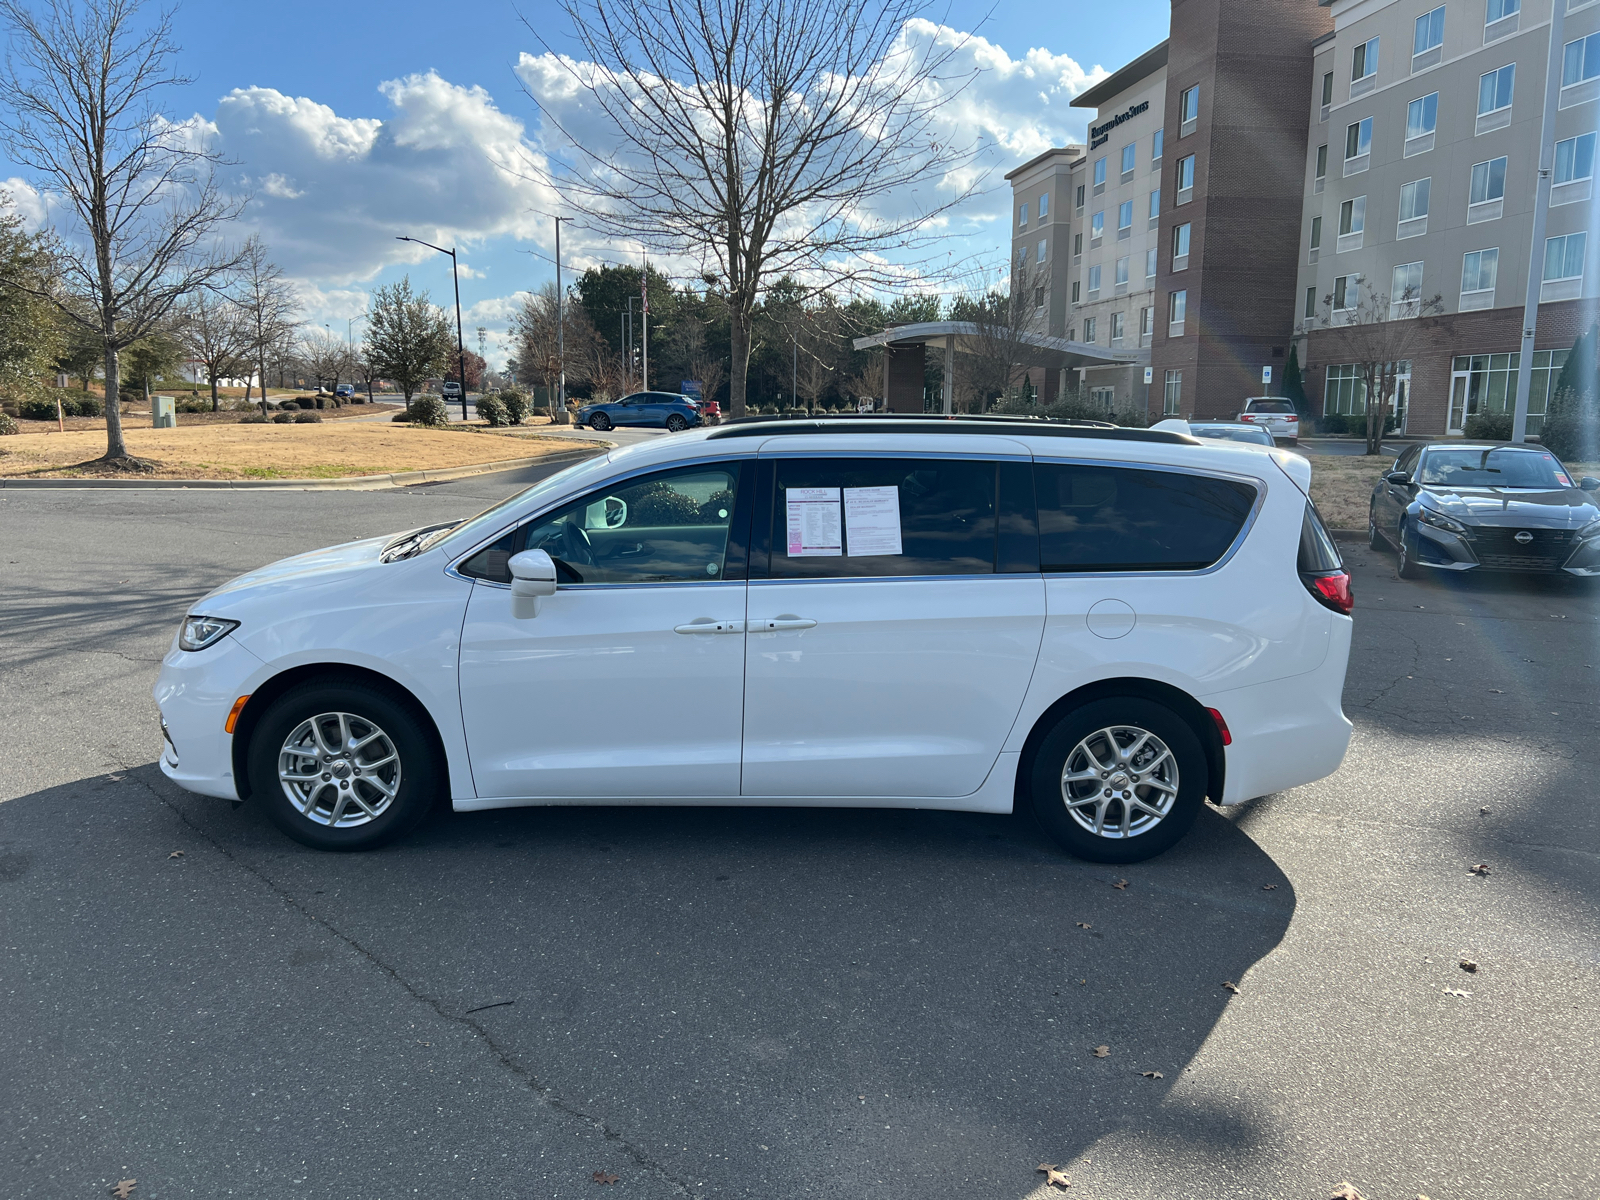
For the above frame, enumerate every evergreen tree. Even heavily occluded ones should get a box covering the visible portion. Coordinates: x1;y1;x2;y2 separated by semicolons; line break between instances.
1541;323;1598;463
1282;344;1309;416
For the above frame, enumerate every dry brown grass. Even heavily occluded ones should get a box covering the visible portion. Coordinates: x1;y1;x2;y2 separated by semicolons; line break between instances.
0;421;583;480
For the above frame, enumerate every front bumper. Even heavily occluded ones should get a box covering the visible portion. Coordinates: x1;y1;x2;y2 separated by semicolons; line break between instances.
1413;521;1600;575
152;634;267;801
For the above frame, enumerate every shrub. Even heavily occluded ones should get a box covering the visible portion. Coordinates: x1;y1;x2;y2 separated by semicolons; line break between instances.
1318;413;1350;435
499;389;527;425
272;411;295;424
476;393;509;426
293;410;322;424
759;404;779;415
75;395;103;417
18;398;57;420
238;413;269;424
0;411;17;435
391;410;413;422
408;395;450;428
175;399;209;414
348;395;366;404
294;397;317;410
1541;324;1598;462
1463;411;1513;441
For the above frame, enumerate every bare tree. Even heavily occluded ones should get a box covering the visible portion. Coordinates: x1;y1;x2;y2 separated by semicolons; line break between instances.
1318;279;1444;454
954;260;1045;413
529;0;982;417
299;329;355;395
234;236;297;414
179;289;252;410
511;282;605;401
0;0;247;467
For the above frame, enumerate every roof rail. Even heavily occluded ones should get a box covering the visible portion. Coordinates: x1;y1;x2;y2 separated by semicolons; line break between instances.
704;414;1198;444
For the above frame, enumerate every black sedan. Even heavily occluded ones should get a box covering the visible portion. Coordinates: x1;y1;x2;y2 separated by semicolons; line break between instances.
1369;442;1600;579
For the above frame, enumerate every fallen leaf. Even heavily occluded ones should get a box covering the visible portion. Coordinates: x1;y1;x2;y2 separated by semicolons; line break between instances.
1036;1163;1072;1188
1262;884;1278;891
107;774;124;782
1076;922;1091;929
168;850;184;859
1468;863;1491;876
1092;1045;1110;1058
592;1170;619;1184
1330;1184;1367;1200
1222;980;1241;993
1459;959;1478;973
1112;879;1128;890
111;1183;136;1200
1140;1070;1164;1079
1443;987;1472;998
1489;688;1503;694
1479;806;1491;815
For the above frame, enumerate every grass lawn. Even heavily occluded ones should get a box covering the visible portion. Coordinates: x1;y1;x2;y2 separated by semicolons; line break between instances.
0;421;586;480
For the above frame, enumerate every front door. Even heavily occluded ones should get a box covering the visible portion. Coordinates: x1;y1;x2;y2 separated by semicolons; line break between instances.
457;461;753;799
1448;372;1470;433
740;449;1045;800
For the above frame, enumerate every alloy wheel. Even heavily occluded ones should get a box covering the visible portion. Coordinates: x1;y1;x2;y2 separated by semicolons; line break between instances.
278;711;402;828
1060;724;1179;839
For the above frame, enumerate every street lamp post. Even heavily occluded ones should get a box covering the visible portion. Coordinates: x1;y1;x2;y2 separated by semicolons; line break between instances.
396;235;469;422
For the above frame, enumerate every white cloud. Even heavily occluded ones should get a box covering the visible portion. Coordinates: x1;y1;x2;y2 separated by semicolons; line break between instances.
0;177;52;230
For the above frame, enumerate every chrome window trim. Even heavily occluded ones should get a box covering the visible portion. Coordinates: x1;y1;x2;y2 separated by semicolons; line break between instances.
444;454;753;585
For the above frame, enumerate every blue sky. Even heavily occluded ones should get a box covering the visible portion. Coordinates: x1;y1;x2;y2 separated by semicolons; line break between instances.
1;0;1172;365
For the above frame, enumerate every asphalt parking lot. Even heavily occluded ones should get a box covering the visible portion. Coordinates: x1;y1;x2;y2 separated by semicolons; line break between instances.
1;472;1596;1200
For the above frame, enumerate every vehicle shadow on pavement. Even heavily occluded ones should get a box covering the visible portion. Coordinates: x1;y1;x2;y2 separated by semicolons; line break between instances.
1;761;1298;1198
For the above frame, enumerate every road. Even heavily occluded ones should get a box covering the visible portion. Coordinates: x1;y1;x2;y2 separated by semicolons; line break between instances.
1;474;1596;1200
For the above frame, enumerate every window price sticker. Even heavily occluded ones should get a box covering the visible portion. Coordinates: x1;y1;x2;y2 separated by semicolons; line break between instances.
785;487;842;556
843;486;903;556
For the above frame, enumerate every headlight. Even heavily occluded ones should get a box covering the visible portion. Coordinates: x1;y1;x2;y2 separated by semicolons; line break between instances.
1579;518;1600;540
179;615;240;652
1416;506;1467;535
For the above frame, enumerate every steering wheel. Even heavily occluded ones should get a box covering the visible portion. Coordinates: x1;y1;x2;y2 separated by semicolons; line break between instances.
559;521;595;569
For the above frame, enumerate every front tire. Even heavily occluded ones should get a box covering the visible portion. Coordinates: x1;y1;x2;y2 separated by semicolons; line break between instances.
589;412;613;432
1397;520;1422;579
247;678;441;851
1027;698;1208;863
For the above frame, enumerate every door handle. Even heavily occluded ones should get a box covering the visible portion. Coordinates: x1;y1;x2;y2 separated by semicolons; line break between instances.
674;618;744;634
753;615;817;631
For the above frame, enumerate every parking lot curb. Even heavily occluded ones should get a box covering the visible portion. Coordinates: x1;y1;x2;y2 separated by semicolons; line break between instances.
0;445;608;491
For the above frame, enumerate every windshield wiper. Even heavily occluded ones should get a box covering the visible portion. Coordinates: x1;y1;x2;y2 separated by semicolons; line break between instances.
380;521;462;563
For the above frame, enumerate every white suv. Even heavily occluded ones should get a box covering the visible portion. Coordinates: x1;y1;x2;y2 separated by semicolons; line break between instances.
155;418;1354;862
1237;398;1300;442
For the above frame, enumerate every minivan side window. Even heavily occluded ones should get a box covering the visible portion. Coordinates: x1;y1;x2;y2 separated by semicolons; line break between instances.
1034;462;1257;572
458;464;746;585
767;457;998;578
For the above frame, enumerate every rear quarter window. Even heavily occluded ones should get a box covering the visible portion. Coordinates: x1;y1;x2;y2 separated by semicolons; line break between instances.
1035;462;1258;572
1298;501;1343;573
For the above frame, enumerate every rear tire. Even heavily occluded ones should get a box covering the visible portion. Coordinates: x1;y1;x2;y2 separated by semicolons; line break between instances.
1027;698;1208;864
665;414;688;432
247;678;441;851
1368;506;1385;549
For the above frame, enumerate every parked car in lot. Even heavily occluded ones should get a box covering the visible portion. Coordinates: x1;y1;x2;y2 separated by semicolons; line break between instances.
335;384;354;399
1237;398;1300;442
1187;421;1276;448
1369;441;1600;578
441;382;462;401
155;416;1354;862
579;391;702;432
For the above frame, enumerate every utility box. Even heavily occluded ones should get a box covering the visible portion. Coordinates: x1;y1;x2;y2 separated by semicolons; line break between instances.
152;395;175;428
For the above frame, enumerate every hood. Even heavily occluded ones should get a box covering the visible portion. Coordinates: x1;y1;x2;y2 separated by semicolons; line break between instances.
1421;486;1600;528
193;533;401;612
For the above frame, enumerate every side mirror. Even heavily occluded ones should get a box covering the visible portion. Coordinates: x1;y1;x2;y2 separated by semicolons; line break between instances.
584;495;628;529
508;549;557;617
1582;477;1600;491
1385;471;1410;485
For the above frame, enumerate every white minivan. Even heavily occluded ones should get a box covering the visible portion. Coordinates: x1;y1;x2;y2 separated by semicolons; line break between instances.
155;418;1354;863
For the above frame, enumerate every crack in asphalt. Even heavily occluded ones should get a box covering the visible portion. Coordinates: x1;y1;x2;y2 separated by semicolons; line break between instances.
119;764;698;1197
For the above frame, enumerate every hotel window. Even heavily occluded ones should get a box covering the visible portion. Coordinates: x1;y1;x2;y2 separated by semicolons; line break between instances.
1351;37;1379;95
1333;273;1359;311
1117;199;1133;236
1110;311;1125;344
1168;289;1187;336
1323;363;1368;416
1121;143;1136;174
1556;133;1596;182
1460;247;1499;308
1115;255;1130;286
1477;64;1515;132
1544;232;1587;282
1152;128;1164;160
1091;210;1104;239
1390;261;1425;317
1018;202;1028;228
1321;70;1334;111
1315;143;1328;189
1345;117;1372;164
1073;232;1083;257
1037;239;1048;264
1305;285;1318;319
1088;264;1102;294
1141;307;1154;338
1172;221;1191;270
1175;154;1195;203
1487;0;1520;22
1146;247;1158;278
1072;280;1081;302
1398;177;1431;237
1468;155;1507;222
1179;85;1200;135
1163;369;1182;415
1405;93;1438;155
1039;191;1049;218
1564;33;1600;87
1413;6;1445;65
1094;156;1107;188
1148;189;1161;221
1090;386;1116;410
1338;195;1367;251
1310;215;1322;250
1075;184;1085;210
1084;316;1097;342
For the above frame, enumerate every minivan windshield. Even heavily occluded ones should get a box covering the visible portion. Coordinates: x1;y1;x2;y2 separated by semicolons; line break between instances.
1418;448;1573;489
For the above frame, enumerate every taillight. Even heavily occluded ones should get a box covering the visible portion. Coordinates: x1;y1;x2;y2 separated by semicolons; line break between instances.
1303;570;1353;615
